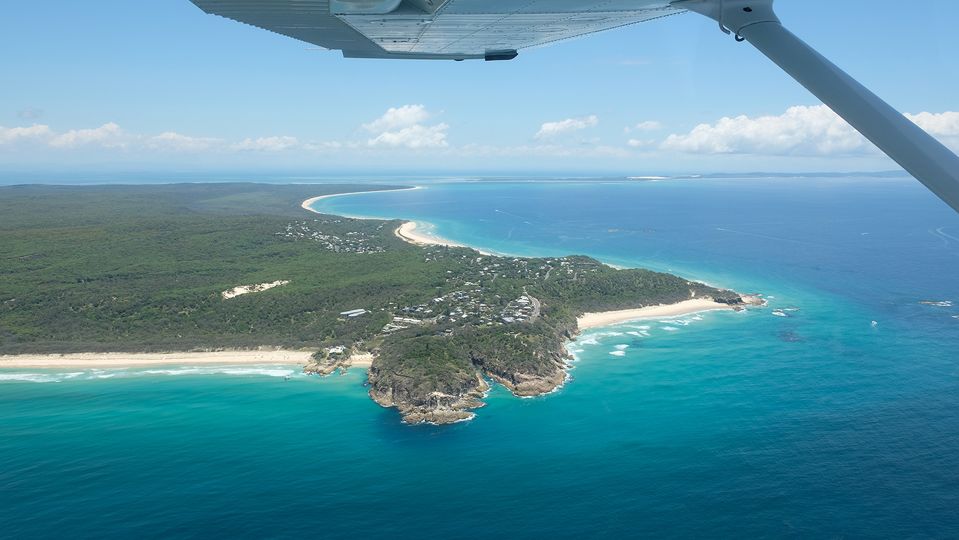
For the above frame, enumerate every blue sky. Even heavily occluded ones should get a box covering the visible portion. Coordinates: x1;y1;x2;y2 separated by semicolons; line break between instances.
2;0;958;174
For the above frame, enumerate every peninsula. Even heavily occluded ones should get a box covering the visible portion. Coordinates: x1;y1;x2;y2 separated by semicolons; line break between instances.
0;183;758;424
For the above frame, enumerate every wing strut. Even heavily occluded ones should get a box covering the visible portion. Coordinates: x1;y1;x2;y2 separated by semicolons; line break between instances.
675;0;959;213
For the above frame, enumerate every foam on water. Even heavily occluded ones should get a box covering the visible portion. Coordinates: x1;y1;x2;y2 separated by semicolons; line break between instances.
0;373;64;383
0;365;301;383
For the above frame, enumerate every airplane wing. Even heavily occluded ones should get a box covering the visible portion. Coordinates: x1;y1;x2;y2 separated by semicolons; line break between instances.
188;0;959;213
188;0;681;60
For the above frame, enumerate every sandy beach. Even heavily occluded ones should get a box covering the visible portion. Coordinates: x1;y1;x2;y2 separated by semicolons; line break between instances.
394;221;472;250
348;352;375;368
300;186;422;213
301;189;497;255
577;299;737;330
0;350;316;369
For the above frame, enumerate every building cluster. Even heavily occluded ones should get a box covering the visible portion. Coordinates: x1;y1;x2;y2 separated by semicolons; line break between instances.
386;287;539;330
280;220;386;254
423;250;602;283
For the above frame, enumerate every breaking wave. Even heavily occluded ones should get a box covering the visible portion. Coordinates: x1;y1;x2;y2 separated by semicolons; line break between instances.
0;365;302;384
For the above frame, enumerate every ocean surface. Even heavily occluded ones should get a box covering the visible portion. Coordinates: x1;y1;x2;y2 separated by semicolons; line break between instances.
3;176;959;538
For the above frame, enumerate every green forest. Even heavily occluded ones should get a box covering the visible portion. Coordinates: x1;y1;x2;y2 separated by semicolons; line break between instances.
0;182;745;422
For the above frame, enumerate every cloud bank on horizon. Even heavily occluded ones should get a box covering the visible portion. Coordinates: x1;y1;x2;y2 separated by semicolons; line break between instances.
3;0;957;172
2;104;958;168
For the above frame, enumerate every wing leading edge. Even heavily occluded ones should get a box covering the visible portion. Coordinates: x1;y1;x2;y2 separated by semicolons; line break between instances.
189;0;959;212
189;0;682;60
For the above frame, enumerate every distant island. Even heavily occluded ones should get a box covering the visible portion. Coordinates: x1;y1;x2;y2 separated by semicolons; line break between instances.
0;183;759;424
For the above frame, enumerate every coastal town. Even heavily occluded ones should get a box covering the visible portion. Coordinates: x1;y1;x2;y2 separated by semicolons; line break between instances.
1;184;756;426
280;219;389;254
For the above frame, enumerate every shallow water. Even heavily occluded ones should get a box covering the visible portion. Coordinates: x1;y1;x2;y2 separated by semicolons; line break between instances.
3;177;959;538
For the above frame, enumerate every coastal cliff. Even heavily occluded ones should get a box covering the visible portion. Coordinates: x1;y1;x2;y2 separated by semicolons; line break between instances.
340;294;753;425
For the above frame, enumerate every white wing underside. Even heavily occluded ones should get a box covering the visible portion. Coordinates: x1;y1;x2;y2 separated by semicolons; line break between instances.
190;0;682;59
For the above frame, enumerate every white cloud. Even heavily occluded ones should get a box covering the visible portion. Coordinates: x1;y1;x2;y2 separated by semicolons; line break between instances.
906;111;959;143
662;105;869;155
661;105;959;156
368;123;449;149
148;132;221;152
627;138;655;149
49;122;125;148
363;104;431;133
625;120;662;134
535;115;599;139
233;136;300;152
0;124;53;144
363;105;448;149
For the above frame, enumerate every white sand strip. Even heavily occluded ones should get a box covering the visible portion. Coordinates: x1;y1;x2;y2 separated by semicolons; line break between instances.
395;221;465;249
348;353;375;368
577;299;735;330
301;186;422;213
0;350;315;369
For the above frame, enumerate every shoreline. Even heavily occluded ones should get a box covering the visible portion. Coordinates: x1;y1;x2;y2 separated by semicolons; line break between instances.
576;299;742;330
300;186;423;214
0;350;316;370
300;190;760;333
393;221;496;256
301;189;500;256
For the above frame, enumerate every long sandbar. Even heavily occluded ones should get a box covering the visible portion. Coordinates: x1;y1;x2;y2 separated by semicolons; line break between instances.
577;299;736;330
0;350;315;369
301;189;492;254
301;186;422;213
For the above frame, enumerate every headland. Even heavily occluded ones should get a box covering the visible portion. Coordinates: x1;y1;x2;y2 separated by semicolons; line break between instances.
0;183;760;425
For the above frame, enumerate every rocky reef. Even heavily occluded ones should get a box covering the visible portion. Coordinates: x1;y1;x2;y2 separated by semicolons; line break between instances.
368;366;490;424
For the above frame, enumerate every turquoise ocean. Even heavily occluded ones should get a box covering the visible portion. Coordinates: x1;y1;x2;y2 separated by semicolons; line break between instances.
3;177;959;538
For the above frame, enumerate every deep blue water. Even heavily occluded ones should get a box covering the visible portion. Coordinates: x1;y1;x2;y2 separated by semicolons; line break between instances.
3;177;959;538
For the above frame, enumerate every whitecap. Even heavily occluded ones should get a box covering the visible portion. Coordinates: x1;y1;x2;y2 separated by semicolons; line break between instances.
626;331;642;337
609;350;626;357
217;368;296;378
142;368;205;376
0;373;60;383
614;344;629;350
140;366;297;378
661;326;679;332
